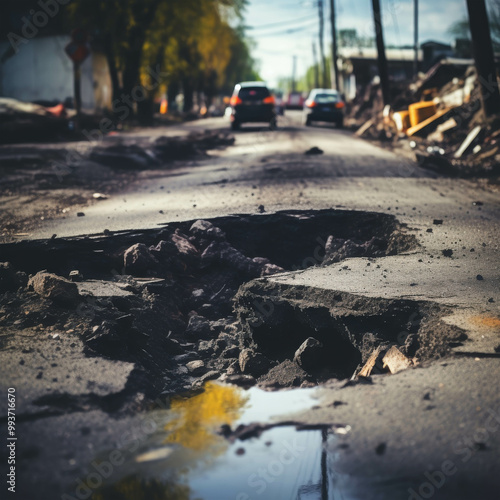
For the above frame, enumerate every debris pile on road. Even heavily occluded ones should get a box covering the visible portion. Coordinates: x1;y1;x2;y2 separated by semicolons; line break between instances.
0;130;235;240
90;131;235;169
356;344;414;378
0;98;74;144
346;59;500;179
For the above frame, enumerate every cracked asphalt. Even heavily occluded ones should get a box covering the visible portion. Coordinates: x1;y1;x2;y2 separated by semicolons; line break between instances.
2;111;499;499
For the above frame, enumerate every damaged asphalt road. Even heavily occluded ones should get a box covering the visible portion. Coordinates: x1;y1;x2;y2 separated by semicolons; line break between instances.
0;112;499;499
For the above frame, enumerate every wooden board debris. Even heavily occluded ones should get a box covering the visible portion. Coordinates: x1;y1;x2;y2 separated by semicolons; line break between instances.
409;101;437;127
382;346;412;374
454;125;482;159
406;107;455;137
355;119;374;137
358;346;384;378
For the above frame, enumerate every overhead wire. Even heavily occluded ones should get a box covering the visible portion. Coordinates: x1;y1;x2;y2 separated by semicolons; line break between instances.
255;22;318;38
247;15;317;31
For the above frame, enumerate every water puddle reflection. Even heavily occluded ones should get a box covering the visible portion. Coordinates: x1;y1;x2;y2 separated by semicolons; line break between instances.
90;382;342;500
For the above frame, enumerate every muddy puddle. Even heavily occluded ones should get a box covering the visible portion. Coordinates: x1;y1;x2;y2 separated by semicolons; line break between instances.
90;382;348;500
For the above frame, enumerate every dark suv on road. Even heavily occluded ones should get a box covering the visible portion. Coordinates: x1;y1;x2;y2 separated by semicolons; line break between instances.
229;81;277;130
303;88;345;128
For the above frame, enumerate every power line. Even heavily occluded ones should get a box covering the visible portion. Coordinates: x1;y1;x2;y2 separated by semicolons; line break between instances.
250;0;307;7
247;15;317;31
255;23;318;37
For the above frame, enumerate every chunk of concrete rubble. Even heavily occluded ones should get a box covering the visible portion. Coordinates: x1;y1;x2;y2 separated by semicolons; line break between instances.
190;220;226;240
202;241;270;277
239;349;271;377
199;370;220;383
382;346;412;374
186;360;206;376
149;239;177;257
323;238;365;264
28;271;80;306
322;235;403;265
123;243;158;274
259;359;311;388
171;231;199;257
76;280;134;298
294;337;323;371
190;219;214;235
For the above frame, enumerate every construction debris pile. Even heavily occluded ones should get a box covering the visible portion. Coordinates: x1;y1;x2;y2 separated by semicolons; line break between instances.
0;130;234;240
0;98;75;144
347;59;500;179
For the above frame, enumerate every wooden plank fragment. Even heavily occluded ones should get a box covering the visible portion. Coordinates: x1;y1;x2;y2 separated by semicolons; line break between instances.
382;346;412;374
355;119;374;137
358;346;383;378
406;107;455;137
454;125;482;159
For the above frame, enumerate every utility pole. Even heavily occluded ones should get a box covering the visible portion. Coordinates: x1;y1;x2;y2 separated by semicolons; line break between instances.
414;0;419;78
466;0;500;117
312;41;320;88
371;0;390;105
318;0;328;88
292;55;297;92
329;0;340;90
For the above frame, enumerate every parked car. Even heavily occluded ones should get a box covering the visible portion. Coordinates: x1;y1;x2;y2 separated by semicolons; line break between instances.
285;91;304;110
229;82;277;130
303;89;345;128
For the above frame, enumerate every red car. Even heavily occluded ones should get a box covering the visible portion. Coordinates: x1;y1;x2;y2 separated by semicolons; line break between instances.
285;91;304;110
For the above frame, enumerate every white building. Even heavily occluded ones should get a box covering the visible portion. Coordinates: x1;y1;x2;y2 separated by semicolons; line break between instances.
0;35;112;111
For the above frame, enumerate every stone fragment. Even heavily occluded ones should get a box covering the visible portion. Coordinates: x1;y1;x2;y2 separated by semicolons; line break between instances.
28;272;80;306
186;360;206;376
293;337;323;371
123;243;158;274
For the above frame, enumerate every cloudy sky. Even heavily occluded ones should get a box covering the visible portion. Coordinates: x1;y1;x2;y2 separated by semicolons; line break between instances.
244;0;469;86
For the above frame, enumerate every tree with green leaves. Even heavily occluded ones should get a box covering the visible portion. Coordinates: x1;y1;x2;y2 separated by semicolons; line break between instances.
67;0;257;117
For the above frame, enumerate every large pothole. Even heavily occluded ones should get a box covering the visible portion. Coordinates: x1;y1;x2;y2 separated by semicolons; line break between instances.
1;209;465;409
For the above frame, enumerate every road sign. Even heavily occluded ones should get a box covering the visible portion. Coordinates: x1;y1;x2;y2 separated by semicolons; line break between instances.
65;41;90;64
